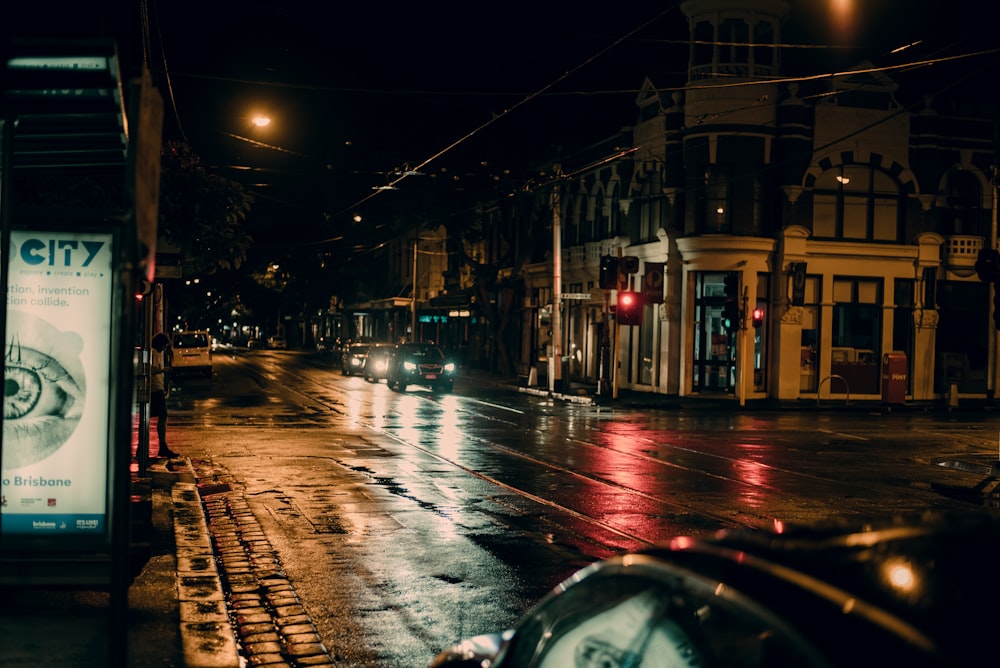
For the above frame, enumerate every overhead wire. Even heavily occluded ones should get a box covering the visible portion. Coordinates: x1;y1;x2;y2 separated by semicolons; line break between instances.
324;6;681;221
151;3;1000;254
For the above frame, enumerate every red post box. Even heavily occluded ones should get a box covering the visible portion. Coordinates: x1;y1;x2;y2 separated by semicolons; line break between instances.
881;352;907;405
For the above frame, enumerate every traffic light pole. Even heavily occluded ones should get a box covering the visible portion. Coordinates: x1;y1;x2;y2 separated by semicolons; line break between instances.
550;181;562;394
613;249;623;399
739;288;748;408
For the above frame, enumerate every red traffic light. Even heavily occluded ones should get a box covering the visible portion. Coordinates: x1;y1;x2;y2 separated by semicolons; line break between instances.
616;291;643;326
752;307;764;327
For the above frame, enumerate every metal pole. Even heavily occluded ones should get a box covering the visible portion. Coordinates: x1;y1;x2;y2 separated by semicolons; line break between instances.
551;182;562;394
739;283;747;407
411;237;417;342
613;247;623;399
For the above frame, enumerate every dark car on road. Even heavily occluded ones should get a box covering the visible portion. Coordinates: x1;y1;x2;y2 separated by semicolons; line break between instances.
363;344;396;383
386;342;456;392
430;511;1000;668
340;342;370;375
341;342;369;375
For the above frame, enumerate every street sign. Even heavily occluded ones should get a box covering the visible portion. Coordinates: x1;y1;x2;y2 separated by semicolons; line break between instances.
559;293;592;300
154;264;182;279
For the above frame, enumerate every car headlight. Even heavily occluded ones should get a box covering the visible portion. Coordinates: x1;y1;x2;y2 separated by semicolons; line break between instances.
444;362;456;373
403;361;417;371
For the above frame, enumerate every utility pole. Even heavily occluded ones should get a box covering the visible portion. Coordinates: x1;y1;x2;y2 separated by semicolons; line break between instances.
550;176;562;394
411;237;417;342
613;247;623;399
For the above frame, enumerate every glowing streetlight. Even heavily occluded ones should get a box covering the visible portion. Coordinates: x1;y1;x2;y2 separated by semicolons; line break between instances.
251;115;271;128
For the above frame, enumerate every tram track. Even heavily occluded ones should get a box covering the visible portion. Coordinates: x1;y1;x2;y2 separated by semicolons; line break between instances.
242;355;989;553
265;363;787;545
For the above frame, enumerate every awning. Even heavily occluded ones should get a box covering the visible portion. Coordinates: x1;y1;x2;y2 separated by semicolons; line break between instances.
2;39;128;171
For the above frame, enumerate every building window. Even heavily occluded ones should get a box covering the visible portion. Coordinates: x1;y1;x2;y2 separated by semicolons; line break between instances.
695;168;732;234
719;17;749;76
813;165;901;242
831;277;882;393
638;169;663;243
799;274;820;392
944;168;984;236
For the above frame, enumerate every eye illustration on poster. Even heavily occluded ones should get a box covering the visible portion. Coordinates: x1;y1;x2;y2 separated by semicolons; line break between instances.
4;309;86;469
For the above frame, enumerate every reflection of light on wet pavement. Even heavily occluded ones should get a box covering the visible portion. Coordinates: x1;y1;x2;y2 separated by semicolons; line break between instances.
368;393;389;431
732;444;771;508
343;391;363;428
434;396;464;459
392;394;426;444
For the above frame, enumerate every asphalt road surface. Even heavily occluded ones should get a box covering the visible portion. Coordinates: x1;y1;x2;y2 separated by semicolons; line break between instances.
163;348;999;666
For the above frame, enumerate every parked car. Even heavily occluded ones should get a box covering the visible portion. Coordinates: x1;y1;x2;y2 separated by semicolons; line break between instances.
363;344;396;383
429;511;1000;668
268;335;287;350
385;342;455;392
169;330;212;377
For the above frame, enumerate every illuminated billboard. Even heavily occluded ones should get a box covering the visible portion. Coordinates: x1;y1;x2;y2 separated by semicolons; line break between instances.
1;229;115;541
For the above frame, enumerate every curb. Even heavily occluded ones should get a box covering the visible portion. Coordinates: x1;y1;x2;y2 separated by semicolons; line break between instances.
171;480;242;668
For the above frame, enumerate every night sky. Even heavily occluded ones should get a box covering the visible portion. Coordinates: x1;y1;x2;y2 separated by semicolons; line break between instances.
6;1;999;248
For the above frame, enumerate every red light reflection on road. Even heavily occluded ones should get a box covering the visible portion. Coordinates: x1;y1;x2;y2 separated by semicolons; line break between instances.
731;443;772;509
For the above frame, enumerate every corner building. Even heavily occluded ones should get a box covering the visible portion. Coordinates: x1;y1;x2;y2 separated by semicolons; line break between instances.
527;0;997;404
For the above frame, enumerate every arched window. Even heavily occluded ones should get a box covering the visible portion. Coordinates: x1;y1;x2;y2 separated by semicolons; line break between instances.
813;165;901;242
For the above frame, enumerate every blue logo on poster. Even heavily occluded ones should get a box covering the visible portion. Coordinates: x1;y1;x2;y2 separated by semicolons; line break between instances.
17;238;105;267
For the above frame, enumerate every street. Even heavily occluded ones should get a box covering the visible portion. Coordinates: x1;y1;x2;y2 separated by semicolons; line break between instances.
166;349;999;667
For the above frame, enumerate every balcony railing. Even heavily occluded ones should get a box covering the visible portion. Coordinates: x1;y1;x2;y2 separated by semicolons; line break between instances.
944;235;984;275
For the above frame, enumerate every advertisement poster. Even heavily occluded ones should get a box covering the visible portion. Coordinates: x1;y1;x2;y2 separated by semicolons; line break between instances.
1;230;114;538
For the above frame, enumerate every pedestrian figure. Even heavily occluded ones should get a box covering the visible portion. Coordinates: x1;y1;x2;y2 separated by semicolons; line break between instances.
151;332;179;458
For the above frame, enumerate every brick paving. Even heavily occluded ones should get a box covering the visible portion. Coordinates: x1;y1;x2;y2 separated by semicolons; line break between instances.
192;460;336;668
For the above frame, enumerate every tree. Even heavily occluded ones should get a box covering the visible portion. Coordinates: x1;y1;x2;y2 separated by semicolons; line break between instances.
158;140;254;276
444;186;542;376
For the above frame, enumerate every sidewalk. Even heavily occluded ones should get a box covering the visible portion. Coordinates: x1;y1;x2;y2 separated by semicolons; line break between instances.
0;460;192;667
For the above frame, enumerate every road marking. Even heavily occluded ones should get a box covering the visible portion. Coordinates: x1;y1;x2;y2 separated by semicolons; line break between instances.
817;429;869;441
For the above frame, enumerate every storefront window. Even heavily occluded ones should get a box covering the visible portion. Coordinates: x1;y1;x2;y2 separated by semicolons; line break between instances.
639;303;655;386
831;277;882;394
799;275;820;392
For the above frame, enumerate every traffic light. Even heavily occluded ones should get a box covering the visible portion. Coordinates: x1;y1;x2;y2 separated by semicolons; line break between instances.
617;290;643;326
599;255;619;290
752;307;764;328
722;272;741;332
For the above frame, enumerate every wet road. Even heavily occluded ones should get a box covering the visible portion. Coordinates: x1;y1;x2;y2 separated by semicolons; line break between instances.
165;349;1000;666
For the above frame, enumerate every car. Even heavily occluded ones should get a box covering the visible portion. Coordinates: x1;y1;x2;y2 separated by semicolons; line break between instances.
268;335;287;350
340;342;372;376
341;342;394;377
169;330;213;377
385;342;456;392
429;511;1000;668
363;344;396;383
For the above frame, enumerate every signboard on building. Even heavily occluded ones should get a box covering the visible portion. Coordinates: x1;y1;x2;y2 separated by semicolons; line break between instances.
1;229;116;544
